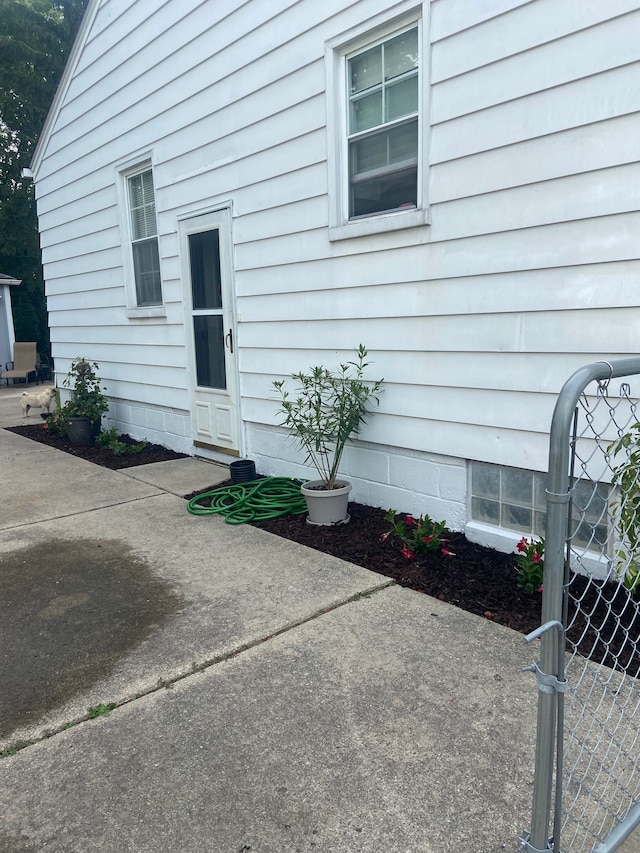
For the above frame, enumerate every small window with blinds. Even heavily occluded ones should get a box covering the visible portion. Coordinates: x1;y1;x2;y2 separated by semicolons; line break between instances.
127;168;162;307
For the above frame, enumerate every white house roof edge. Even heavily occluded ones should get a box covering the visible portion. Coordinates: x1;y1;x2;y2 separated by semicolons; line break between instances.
0;273;22;286
28;0;102;180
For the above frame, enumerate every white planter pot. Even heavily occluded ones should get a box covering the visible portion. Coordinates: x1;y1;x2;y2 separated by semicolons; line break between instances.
301;480;352;526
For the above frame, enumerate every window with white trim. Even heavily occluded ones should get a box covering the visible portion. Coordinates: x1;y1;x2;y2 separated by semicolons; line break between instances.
126;167;162;307
347;25;418;218
326;6;428;241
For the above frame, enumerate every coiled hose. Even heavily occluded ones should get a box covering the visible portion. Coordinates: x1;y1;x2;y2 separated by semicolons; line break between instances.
186;477;307;525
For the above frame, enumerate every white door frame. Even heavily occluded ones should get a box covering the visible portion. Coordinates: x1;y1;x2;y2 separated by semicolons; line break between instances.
179;207;241;457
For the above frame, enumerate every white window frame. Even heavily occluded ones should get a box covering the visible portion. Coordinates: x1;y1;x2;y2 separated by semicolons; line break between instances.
116;155;166;319
325;2;430;242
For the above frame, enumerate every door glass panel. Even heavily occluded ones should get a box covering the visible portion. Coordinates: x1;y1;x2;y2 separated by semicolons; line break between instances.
189;230;222;310
193;315;226;389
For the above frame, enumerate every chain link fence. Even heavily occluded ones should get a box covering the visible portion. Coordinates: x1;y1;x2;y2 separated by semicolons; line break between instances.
521;359;640;853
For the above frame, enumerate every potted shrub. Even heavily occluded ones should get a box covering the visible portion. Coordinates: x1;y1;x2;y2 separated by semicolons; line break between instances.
273;344;382;525
60;357;109;445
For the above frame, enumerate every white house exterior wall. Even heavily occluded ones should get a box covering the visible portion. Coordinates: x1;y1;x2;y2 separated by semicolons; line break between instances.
30;0;640;543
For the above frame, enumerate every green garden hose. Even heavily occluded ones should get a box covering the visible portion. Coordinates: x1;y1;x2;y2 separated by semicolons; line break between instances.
187;477;307;524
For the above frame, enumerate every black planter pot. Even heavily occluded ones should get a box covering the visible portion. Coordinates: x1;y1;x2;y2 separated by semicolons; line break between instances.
65;417;100;445
229;459;257;483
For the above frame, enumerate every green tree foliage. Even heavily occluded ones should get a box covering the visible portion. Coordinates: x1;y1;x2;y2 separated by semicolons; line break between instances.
0;0;88;351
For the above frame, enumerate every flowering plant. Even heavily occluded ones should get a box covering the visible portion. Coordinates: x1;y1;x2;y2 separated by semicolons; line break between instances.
383;509;453;559
515;536;544;593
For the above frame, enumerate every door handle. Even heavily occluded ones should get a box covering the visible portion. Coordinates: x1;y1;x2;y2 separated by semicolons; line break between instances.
225;328;234;354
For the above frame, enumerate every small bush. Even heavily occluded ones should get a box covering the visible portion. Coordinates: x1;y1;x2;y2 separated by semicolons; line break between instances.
96;428;148;456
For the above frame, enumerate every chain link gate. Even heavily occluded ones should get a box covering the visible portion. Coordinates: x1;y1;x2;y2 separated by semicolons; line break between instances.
520;359;640;853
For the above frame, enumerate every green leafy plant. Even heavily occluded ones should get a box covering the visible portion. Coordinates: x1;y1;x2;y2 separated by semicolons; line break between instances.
43;388;67;437
61;357;109;424
272;344;383;490
96;427;148;456
87;702;117;719
609;423;640;593
515;536;545;594
383;510;453;559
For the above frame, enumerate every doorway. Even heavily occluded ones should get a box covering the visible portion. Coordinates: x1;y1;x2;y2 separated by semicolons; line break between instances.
180;209;239;455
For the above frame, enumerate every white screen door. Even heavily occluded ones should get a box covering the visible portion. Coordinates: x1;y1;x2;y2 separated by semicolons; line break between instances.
180;209;239;454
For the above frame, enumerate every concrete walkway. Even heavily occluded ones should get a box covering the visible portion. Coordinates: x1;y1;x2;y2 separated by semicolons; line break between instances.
0;382;547;852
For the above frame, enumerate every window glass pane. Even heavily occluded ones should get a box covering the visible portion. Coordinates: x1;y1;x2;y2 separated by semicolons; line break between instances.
384;28;418;81
388;120;418;164
128;173;144;208
193;315;226;390
128;170;157;240
502;467;532;505
349;164;417;217
385;75;418;122
350;90;382;134
350;132;388;177
534;511;546;537
502;504;532;531
472;497;500;525
350;121;418;179
349;45;382;94
132;238;162;306
534;473;547;509
472;462;500;499
189;231;222;310
346;27;420;221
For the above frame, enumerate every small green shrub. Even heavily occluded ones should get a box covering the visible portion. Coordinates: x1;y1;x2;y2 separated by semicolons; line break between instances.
609;423;640;593
272;344;383;490
96;427;148;456
44;390;67;437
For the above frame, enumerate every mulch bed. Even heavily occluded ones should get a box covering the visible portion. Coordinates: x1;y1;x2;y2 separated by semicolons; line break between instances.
6;422;187;469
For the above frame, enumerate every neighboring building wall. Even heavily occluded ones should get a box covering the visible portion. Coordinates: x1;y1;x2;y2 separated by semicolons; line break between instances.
0;276;19;374
32;0;640;545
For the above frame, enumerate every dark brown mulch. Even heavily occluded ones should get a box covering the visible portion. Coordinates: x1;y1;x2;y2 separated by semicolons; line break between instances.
256;501;544;632
187;482;640;673
6;422;188;469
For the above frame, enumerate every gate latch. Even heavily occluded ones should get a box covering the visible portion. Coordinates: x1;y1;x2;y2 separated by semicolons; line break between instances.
522;661;568;695
522;619;568;696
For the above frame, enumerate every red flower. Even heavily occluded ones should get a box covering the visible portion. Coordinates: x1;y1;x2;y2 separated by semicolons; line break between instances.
441;547;455;556
422;535;433;543
401;546;415;560
405;516;415;526
532;552;542;563
537;584;544;593
43;423;49;430
517;537;528;553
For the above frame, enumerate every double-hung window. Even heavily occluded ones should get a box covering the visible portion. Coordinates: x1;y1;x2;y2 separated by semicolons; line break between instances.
126;167;162;308
347;26;419;218
326;7;428;241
